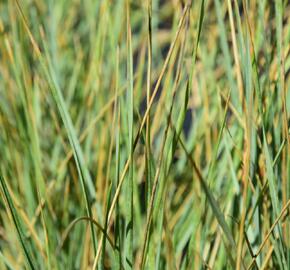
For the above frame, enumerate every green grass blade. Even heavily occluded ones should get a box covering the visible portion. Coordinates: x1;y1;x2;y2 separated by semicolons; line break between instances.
124;0;134;268
14;0;98;255
0;172;37;270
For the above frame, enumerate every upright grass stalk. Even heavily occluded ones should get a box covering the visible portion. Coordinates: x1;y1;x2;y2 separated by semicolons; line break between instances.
145;0;153;210
125;0;134;268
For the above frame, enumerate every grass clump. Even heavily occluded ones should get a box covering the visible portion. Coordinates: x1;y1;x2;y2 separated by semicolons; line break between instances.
0;0;289;269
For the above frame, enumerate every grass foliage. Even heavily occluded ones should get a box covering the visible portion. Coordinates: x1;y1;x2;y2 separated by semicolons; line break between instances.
0;0;290;269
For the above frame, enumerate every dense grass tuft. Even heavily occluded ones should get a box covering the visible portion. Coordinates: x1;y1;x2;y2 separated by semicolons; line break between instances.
0;0;289;269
